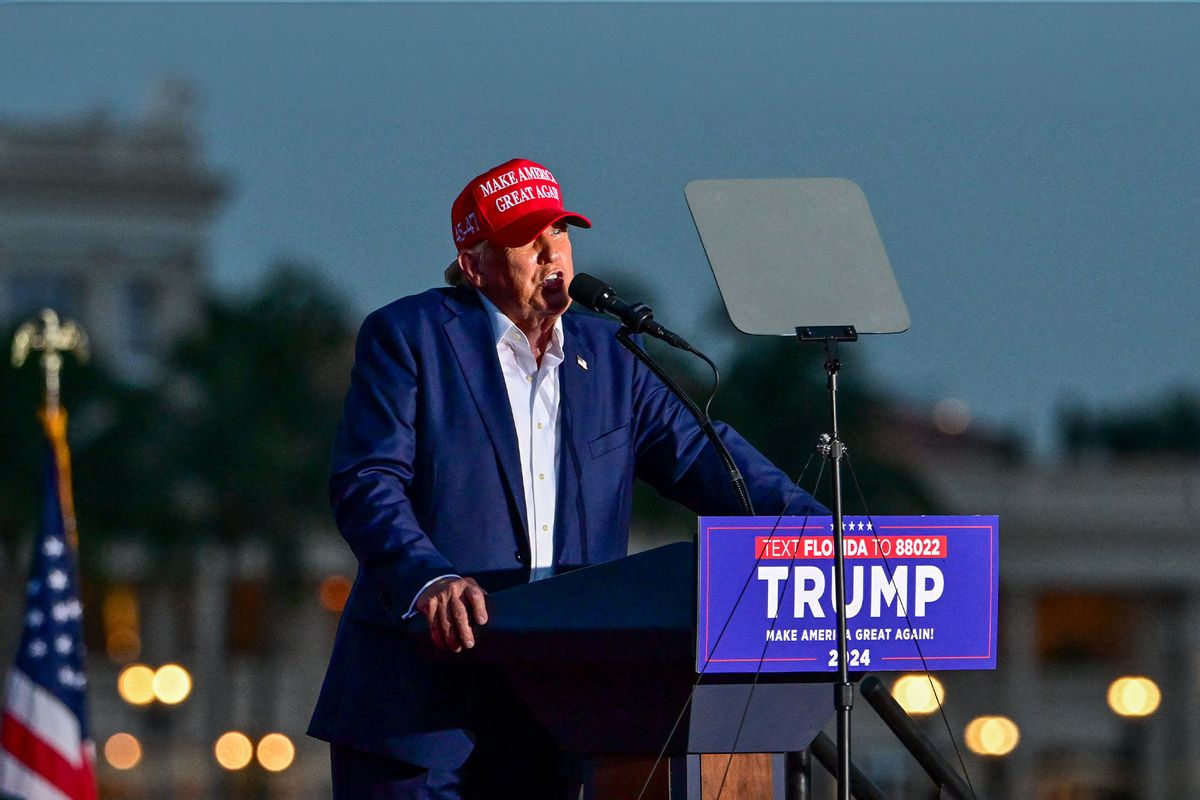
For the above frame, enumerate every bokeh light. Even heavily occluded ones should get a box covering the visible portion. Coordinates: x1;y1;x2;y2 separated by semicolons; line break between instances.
152;664;192;705
256;733;296;772
102;586;141;663
1108;676;1161;718
932;398;971;435
105;628;142;663
117;664;155;706
964;716;1020;756
214;732;254;770
103;733;142;770
319;574;352;613
891;674;946;716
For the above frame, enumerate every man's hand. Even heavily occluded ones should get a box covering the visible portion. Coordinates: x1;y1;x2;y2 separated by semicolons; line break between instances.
415;576;489;652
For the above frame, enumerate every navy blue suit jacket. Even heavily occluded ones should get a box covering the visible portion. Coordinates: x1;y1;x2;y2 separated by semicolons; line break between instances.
308;287;825;768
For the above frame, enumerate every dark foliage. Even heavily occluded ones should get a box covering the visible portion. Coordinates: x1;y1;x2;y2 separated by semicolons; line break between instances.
1059;389;1200;458
0;264;356;576
0;329;135;566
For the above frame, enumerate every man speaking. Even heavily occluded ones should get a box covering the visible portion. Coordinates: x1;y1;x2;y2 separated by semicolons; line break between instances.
308;158;825;799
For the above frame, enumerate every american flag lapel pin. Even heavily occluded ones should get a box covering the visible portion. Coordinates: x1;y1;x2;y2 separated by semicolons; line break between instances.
577;355;588;370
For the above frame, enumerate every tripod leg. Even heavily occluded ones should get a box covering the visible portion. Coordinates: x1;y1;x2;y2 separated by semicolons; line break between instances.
810;732;890;800
784;750;812;800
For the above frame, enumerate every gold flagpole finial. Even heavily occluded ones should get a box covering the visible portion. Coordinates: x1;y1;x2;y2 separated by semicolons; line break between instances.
11;308;90;415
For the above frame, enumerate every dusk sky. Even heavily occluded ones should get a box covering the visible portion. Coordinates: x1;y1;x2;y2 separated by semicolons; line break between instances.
3;2;1196;455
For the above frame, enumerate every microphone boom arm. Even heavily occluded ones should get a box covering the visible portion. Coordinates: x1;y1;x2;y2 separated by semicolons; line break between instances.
614;327;755;517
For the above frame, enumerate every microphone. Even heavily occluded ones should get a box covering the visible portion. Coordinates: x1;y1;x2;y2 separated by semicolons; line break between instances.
568;273;692;350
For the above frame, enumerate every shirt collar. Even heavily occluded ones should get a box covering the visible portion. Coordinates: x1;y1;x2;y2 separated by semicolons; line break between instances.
477;290;565;355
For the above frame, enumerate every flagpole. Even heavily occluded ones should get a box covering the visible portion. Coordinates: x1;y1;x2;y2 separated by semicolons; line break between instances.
3;309;98;799
12;309;89;548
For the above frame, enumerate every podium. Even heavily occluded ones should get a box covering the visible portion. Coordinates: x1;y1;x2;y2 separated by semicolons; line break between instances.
448;543;834;798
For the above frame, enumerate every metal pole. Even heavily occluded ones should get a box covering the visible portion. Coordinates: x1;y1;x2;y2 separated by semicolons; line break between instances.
859;677;975;799
784;750;812;800
808;732;890;800
824;346;853;800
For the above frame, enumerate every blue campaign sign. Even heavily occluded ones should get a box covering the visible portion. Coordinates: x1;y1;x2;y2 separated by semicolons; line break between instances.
696;516;998;674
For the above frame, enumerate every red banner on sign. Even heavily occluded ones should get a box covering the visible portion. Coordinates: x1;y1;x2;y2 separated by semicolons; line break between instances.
755;535;949;560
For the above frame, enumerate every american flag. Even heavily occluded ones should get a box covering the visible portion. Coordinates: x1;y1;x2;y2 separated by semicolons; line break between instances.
0;409;97;800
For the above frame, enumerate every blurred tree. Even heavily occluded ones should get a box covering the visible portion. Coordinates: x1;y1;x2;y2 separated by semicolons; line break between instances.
135;262;355;571
1059;389;1200;458
1;262;356;577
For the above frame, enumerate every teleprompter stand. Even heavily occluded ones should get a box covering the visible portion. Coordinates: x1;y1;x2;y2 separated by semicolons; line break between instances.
686;177;910;800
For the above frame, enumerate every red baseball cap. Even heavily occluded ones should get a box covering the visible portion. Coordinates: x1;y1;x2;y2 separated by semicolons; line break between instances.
451;158;591;250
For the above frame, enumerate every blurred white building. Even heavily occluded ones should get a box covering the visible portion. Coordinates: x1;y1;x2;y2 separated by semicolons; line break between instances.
0;78;226;382
847;407;1200;800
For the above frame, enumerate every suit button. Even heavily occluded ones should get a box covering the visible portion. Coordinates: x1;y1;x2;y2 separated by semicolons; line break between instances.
514;551;525;563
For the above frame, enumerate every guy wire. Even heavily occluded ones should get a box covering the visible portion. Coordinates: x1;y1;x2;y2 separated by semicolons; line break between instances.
844;454;978;799
708;456;826;800
635;454;823;800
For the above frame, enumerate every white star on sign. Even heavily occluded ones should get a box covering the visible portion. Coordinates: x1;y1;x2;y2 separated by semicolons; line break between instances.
866;521;873;531
52;603;70;622
43;537;64;558
26;609;44;627
54;635;73;655
58;668;75;687
47;570;68;591
28;640;47;658
67;600;82;620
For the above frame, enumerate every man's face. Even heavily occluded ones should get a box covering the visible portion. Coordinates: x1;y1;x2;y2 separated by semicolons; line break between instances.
463;222;574;334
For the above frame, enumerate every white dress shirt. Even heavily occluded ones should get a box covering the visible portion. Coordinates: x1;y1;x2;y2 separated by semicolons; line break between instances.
407;293;565;615
480;293;564;580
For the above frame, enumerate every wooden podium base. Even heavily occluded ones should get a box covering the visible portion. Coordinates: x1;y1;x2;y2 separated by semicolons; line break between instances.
699;754;773;799
590;754;772;800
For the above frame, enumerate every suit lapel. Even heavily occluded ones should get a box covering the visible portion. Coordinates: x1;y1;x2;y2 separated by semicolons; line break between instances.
442;292;528;539
556;315;596;564
560;313;597;439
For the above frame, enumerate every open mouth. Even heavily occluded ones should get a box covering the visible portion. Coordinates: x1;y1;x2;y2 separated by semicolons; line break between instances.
542;271;564;288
